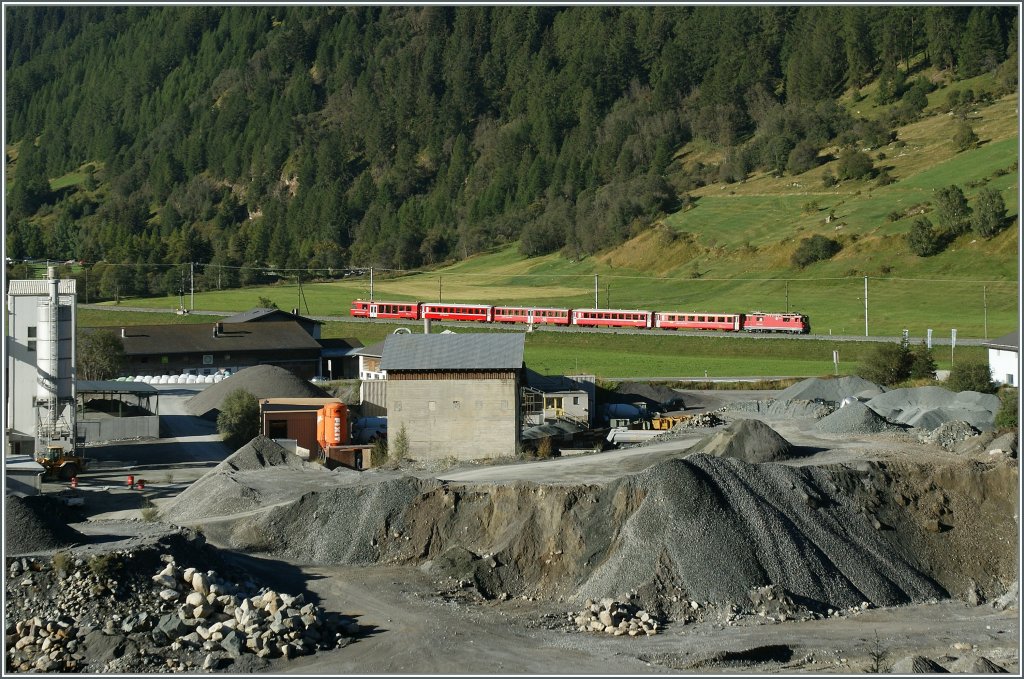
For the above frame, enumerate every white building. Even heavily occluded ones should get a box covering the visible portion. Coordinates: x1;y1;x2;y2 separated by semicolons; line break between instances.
5;272;77;455
985;331;1019;387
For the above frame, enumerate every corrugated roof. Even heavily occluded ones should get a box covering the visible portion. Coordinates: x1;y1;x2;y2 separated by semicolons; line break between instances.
78;380;158;394
100;321;322;355
985;331;1019;351
381;333;525;371
7;280;77;295
221;307;320;325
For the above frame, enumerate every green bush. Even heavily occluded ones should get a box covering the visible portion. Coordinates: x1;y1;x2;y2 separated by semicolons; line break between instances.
370;438;388;467
217;389;260;449
906;217;945;257
836;147;875;181
946;361;996;393
934;185;972;235
392;424;410;460
972;187;1008;238
791;235;842;269
908;341;937;380
952;121;979;152
994;388;1018;429
857;341;912;386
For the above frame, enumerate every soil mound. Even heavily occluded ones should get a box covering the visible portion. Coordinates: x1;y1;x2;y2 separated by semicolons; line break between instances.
866;386;1000;431
777;376;883;403
5;495;86;554
691;419;795;463
814;401;903;435
185;365;330;418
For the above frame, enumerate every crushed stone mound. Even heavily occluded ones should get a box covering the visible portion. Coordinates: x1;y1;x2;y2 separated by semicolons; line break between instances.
185;365;331;418
918;420;981;451
949;656;1009;674
162;437;327;523
721;398;835;419
577;455;944;611
4;495;87;554
777;376;884;403
814;401;904;435
691;419;795;463
612;382;684;409
866;386;1000;432
890;655;949;673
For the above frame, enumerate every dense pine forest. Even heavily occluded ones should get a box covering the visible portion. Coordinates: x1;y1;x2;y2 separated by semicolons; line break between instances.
4;6;1018;301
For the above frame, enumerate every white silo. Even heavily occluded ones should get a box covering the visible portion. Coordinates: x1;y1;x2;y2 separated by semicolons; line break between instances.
34;267;77;453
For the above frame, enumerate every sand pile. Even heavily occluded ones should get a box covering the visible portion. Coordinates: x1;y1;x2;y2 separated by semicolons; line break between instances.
778;376;884;403
5;495;86;554
162;437;331;523
865;386;1000;431
691;419;796;463
185;365;330;418
814;401;904;436
576;455;944;610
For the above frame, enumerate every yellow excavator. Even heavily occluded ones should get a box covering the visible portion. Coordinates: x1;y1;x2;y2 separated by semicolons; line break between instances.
35;444;88;480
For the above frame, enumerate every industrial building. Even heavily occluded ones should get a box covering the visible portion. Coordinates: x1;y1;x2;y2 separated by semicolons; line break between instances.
5;270;77;456
986;331;1019;387
381;333;525;461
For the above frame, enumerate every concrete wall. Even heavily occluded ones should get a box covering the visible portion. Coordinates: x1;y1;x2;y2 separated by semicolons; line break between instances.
989;348;1018;386
78;415;160;442
387;377;519;461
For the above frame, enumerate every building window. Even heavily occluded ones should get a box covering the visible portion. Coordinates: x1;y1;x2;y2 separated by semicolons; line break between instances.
203;354;214;365
268;420;288;439
428;401;436;411
26;326;35;352
573;396;580;405
452;400;461;409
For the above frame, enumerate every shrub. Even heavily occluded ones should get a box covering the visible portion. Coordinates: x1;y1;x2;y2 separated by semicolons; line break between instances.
906;217;945;257
857;341;912;386
536;436;554;459
934;185;972;235
791;235;842;268
392;424;410;460
370;438;388;467
909;342;938;380
946;361;996;393
217;389;260;449
874;170;896;187
836;147;875;181
140;497;160;522
972;187;1008;238
88;553;118;581
952;121;979;152
52;551;72;577
786;140;820;175
821;171;837;188
994;388;1018;429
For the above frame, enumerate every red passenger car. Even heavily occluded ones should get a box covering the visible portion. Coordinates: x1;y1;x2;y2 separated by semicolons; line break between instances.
350;299;421;320
654;312;742;332
492;306;572;325
421;302;493;322
740;312;810;334
571;308;653;329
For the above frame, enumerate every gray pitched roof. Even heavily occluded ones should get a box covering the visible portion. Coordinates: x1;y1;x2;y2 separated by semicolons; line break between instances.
986;331;1019;351
221;307;320;325
105;321;322;355
381;333;525;371
7;279;77;295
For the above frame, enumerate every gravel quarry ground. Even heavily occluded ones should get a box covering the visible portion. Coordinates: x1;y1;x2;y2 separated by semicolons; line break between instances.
4;380;1019;674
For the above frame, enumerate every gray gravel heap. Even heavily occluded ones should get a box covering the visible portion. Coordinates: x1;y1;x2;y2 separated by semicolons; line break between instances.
4;495;86;555
889;655;949;673
720;399;835;419
918;420;982;450
162;437;329;523
813;401;904;436
690;419;796;463
777;376;884;403
865;386;1000;432
576;455;945;611
611;382;684;409
185;365;330;418
949;655;1010;673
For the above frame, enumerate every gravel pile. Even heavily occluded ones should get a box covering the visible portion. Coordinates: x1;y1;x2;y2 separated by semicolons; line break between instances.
918;420;982;450
4;495;86;555
720;399;835;419
777;376;884;403
611;382;684;409
865;386;1000;432
185;365;330;418
576;454;945;612
814;401;904;436
162;437;332;524
690;419;796;463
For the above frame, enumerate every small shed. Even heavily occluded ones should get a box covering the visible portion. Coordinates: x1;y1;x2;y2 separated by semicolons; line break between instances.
381;333;525;461
986;331;1019;387
77;380;160;442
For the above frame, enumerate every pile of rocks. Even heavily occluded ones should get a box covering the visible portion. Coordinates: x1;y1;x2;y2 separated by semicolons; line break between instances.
917;420;981;450
670;412;725;429
5;549;356;673
569;597;661;636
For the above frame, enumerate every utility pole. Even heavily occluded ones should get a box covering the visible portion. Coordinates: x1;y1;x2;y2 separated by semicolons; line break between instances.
369;267;374;301
785;281;789;313
438;276;442;302
863;276;868;337
983;285;988;339
606;284;610;308
594;274;599;308
190;262;195;311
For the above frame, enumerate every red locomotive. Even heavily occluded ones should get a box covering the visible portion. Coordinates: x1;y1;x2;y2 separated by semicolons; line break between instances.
350;299;809;334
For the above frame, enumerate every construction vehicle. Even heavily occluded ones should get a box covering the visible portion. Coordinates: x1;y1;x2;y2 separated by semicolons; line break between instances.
315;402;374;470
35;444;88;480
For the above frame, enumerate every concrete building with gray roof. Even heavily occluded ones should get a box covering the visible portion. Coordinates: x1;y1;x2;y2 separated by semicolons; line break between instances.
381;333;525;461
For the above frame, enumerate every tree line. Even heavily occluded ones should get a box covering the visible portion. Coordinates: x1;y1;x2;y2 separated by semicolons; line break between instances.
5;6;1018;301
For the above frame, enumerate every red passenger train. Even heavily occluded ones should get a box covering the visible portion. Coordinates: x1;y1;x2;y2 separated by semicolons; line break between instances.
350;299;810;334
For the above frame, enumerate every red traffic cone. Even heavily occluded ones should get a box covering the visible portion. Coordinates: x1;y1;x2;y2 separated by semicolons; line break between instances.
136;479;146;490
70;476;78;490
127;474;135;489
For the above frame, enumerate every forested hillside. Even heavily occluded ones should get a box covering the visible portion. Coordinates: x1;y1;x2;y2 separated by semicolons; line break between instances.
4;6;1018;301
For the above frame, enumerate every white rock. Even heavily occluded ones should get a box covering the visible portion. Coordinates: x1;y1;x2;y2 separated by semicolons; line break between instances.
185;592;205;607
191;573;210;595
158;589;180;601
